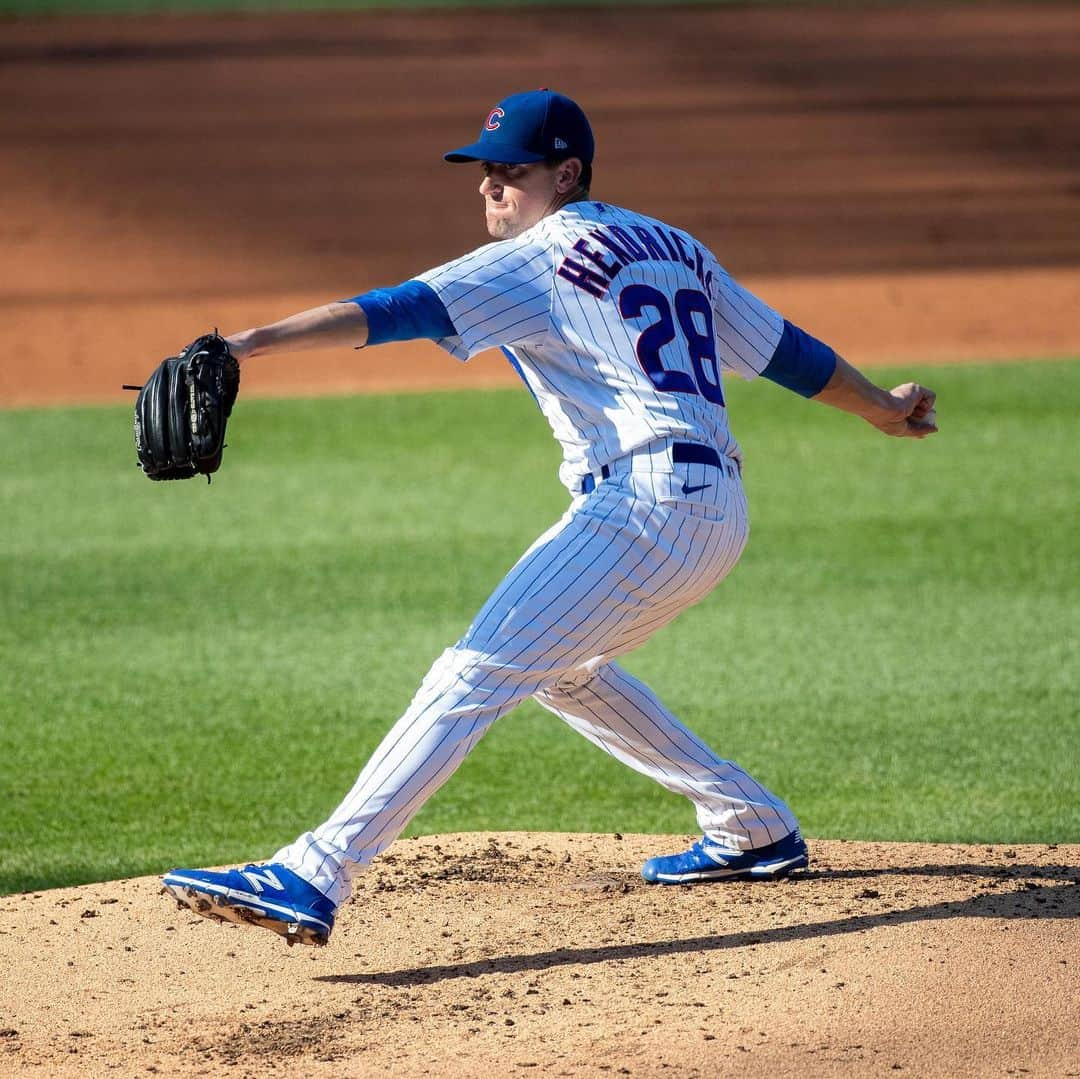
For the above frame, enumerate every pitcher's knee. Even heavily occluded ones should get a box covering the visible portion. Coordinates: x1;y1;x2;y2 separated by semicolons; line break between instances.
414;645;545;702
536;657;607;707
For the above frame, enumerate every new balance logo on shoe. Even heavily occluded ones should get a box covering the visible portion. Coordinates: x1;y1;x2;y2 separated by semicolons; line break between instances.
240;868;284;892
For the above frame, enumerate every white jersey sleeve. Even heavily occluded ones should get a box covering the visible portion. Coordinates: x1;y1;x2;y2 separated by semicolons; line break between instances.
415;237;554;361
711;267;784;381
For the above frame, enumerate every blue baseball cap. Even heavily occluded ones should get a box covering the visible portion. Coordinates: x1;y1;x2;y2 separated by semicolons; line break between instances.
444;89;594;165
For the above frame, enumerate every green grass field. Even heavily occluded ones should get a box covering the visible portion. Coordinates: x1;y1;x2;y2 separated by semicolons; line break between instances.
1;359;1077;895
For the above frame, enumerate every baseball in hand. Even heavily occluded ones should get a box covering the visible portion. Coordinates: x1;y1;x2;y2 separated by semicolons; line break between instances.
922;409;937;427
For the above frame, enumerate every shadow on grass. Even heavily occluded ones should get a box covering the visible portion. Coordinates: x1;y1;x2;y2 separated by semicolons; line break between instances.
318;861;1079;988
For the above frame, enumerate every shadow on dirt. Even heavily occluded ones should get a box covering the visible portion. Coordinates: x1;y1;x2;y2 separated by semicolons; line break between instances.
319;862;1079;988
803;859;1077;883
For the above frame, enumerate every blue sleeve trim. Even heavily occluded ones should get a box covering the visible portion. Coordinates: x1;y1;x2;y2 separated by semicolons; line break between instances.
342;279;456;346
761;319;838;398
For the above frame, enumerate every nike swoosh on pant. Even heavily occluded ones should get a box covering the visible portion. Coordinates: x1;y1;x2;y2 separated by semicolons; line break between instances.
681;483;712;495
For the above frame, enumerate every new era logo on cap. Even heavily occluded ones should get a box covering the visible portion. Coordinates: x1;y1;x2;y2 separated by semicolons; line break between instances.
554;137;568;150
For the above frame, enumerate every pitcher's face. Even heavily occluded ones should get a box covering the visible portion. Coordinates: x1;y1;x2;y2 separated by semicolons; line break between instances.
479;161;565;239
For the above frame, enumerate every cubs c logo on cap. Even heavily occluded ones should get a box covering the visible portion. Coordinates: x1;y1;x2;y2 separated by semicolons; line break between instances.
484;107;505;132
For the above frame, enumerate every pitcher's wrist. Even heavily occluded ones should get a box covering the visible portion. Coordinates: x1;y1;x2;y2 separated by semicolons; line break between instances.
225;329;258;362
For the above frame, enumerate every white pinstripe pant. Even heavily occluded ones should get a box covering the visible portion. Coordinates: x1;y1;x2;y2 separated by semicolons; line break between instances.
277;455;800;904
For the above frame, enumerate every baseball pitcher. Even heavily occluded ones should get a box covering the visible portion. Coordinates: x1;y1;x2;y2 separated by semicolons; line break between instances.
162;91;937;946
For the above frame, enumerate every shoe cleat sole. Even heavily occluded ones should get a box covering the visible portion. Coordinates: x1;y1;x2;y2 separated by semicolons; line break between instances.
161;884;329;947
650;856;807;884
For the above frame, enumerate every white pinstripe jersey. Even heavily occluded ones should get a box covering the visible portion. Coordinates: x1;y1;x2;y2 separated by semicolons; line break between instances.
416;202;784;492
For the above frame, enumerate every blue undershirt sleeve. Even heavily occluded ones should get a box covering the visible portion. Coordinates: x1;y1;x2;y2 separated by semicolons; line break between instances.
761;319;838;398
341;279;456;346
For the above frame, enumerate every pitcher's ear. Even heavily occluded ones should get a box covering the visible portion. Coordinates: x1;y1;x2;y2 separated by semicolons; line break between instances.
556;157;583;192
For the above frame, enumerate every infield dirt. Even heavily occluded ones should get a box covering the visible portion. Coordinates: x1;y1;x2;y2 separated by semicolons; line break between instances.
1;5;1079;406
2;834;1078;1078
2;5;1078;1076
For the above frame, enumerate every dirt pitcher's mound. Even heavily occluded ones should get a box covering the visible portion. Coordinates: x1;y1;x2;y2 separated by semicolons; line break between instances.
1;834;1076;1078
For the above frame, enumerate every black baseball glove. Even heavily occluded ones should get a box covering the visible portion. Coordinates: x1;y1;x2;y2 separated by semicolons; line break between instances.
129;333;241;482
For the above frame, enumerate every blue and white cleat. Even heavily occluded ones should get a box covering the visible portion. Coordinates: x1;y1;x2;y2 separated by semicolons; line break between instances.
162;863;336;947
642;830;809;885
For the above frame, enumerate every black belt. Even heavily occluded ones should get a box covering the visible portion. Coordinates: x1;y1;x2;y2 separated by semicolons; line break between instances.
672;442;725;469
580;442;734;494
